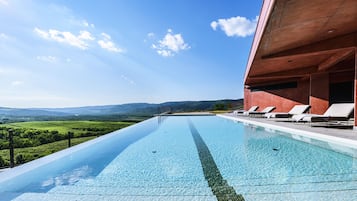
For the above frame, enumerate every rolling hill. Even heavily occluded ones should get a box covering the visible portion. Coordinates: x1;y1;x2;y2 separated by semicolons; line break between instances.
0;99;243;122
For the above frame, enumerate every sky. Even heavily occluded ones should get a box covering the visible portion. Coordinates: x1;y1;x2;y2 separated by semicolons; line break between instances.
0;0;262;108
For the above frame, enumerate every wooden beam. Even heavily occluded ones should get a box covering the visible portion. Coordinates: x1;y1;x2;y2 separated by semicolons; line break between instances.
318;49;355;71
262;32;357;59
245;77;300;87
354;48;357;127
248;75;302;80
250;66;318;80
248;67;354;83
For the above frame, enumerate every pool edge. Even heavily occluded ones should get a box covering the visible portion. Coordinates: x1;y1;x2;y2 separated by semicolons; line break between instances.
217;114;357;158
0;117;157;182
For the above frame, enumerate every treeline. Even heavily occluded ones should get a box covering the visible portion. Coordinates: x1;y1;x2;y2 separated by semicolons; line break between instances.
0;136;95;168
0;115;150;124
0;121;137;168
0;151;34;167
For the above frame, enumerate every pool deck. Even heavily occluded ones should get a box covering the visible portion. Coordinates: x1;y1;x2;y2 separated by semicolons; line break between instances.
158;112;215;116
0;168;9;173
218;113;357;156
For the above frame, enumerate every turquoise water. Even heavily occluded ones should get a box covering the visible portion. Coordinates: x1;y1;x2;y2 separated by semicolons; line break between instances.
0;116;356;201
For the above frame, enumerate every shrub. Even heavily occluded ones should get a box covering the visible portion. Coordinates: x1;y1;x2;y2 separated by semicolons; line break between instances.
0;140;8;149
214;103;226;110
15;154;25;164
0;156;5;167
51;130;62;141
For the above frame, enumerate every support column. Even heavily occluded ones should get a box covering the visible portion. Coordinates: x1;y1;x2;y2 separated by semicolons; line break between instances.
310;73;329;114
354;49;357;128
244;87;250;110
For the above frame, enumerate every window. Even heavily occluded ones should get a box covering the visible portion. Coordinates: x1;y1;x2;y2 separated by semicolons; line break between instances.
249;82;297;92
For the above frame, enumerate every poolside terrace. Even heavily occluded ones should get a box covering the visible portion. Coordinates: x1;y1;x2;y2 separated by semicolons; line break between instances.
243;0;357;127
1;114;356;200
219;113;357;157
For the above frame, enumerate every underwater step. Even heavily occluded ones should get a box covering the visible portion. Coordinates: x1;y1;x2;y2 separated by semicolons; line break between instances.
75;178;210;188
226;172;357;186
236;179;357;194
47;179;357;197
243;189;357;201
74;172;357;188
48;185;214;196
6;192;218;201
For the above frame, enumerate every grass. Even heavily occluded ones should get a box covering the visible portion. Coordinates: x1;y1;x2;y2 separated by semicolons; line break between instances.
210;110;233;114
0;136;96;167
5;120;133;136
0;120;137;168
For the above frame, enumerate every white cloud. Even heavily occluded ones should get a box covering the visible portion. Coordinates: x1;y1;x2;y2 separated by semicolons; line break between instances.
0;33;9;39
211;16;258;37
11;80;24;86
34;28;123;53
36;56;57;63
121;75;135;85
34;28;49;39
34;27;95;50
0;66;30;77
101;33;111;40
152;29;190;57
0;0;8;5
78;30;95;40
147;32;155;38
210;21;218;30
144;32;155;43
82;20;95;28
0;94;71;108
82;20;89;27
97;32;123;53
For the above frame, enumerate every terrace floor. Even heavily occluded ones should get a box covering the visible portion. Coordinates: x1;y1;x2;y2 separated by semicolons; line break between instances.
220;113;357;140
219;113;357;157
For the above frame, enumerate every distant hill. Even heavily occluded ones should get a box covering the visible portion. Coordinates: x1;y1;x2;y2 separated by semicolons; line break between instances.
0;107;69;117
0;99;243;122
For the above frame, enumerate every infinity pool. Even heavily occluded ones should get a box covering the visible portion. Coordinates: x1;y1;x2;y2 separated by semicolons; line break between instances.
0;116;356;201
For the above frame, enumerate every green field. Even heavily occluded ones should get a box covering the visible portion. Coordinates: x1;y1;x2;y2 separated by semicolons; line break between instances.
3;120;133;136
0;120;136;168
0;136;96;167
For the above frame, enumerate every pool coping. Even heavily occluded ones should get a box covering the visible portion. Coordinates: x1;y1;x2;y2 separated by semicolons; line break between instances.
158;112;215;116
2;114;356;181
0;118;153;182
217;114;357;158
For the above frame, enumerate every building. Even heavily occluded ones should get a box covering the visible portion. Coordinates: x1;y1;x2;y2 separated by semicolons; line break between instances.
244;0;357;126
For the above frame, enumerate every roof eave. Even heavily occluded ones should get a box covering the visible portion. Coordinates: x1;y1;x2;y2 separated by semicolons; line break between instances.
243;0;276;85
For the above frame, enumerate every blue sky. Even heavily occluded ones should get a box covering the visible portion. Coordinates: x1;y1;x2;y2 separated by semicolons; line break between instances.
0;0;262;108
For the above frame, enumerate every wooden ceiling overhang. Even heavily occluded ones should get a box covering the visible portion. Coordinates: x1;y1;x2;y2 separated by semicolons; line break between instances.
244;0;357;87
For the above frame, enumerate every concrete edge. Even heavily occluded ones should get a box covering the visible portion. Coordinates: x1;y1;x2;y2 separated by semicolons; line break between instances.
217;114;357;156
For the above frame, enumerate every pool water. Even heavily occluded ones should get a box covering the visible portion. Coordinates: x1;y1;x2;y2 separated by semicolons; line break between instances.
0;116;356;201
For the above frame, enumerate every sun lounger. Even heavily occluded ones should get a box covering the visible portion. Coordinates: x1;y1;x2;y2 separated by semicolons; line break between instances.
245;106;276;117
264;105;311;118
233;106;259;115
291;103;354;122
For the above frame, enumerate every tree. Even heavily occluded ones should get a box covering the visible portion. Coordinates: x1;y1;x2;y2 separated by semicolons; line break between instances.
15;154;25;165
214;103;226;110
51;130;62;141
